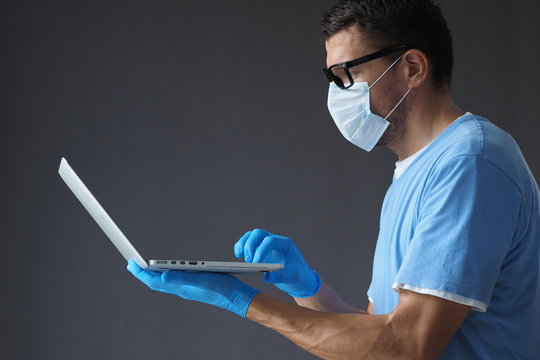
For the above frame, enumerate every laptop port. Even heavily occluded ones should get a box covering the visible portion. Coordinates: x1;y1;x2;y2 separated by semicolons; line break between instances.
189;261;197;265
180;261;185;265
171;261;176;264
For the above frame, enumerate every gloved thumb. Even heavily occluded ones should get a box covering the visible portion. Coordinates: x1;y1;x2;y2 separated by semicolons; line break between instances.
264;270;282;284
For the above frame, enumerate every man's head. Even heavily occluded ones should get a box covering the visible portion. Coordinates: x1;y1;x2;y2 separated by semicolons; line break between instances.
321;0;453;88
321;0;455;150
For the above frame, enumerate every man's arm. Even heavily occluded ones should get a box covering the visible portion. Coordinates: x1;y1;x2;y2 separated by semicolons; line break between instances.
247;289;470;360
235;229;372;315
128;256;468;359
233;229;469;357
367;301;374;315
294;282;367;314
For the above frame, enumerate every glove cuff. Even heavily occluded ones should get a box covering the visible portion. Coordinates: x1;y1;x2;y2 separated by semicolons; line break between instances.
227;282;261;319
290;270;321;298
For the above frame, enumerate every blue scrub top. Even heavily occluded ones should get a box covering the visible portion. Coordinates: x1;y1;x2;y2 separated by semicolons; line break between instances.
367;114;540;358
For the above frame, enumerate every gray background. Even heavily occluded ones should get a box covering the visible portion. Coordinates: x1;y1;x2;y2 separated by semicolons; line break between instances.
1;0;539;359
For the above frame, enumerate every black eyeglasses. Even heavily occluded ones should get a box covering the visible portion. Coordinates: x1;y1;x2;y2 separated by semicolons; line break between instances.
323;45;413;89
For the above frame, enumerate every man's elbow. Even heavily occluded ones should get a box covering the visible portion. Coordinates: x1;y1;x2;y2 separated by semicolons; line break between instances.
380;314;442;360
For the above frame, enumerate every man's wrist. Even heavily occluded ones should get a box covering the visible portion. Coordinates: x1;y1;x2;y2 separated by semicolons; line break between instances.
290;270;322;298
228;281;260;319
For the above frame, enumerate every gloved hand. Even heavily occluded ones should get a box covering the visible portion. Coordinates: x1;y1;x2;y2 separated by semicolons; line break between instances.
234;229;321;298
127;259;260;318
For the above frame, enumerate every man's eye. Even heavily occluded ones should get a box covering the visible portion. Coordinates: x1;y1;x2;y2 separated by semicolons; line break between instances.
349;70;364;81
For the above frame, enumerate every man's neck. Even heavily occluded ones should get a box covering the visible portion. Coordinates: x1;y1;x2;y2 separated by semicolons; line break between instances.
387;87;464;161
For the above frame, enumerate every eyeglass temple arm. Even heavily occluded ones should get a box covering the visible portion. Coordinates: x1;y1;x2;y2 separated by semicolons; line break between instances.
344;45;413;68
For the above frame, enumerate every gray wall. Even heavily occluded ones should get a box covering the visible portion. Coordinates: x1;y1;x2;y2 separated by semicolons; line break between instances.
1;0;539;359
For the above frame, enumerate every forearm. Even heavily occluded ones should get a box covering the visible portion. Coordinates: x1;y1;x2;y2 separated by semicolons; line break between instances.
246;293;404;360
294;282;365;314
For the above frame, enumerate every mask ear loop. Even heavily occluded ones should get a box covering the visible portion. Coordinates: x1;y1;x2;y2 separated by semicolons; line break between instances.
368;55;403;90
384;88;411;120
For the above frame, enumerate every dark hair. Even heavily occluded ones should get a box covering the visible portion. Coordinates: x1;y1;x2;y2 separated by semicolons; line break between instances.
321;0;453;87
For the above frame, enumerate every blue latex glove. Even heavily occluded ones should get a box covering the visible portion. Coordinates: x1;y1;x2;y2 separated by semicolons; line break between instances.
234;229;321;298
126;259;260;318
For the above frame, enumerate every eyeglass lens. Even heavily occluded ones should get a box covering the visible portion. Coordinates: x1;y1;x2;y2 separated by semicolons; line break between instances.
331;66;351;89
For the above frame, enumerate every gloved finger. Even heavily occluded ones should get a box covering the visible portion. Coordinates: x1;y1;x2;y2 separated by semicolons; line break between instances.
264;269;283;284
243;228;271;262
147;269;164;277
253;235;292;263
127;259;162;286
252;236;281;263
127;258;143;273
161;269;192;284
162;269;235;289
127;258;160;277
127;259;162;276
234;231;252;258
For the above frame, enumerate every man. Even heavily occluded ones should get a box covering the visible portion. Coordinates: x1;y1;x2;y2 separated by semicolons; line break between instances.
127;0;540;358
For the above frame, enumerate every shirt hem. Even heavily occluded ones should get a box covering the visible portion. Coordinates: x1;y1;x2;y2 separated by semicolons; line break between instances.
392;282;487;312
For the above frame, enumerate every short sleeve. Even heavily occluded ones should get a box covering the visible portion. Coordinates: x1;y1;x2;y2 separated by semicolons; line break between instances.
394;154;521;309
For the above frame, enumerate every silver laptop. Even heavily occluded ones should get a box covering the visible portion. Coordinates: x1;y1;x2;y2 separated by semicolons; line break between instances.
58;158;283;274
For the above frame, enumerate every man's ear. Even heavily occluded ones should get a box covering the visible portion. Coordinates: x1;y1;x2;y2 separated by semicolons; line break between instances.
401;49;429;89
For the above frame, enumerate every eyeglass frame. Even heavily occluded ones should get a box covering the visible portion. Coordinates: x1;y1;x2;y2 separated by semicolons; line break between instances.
322;45;415;89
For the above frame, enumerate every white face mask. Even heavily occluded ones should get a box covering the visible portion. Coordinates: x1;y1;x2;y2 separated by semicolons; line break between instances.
327;56;410;151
